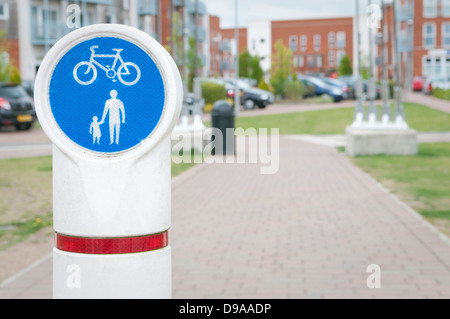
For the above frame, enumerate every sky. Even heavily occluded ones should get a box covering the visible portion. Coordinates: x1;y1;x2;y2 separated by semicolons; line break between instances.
205;0;390;29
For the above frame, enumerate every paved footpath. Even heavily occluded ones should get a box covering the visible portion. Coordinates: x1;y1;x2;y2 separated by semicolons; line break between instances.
1;136;450;298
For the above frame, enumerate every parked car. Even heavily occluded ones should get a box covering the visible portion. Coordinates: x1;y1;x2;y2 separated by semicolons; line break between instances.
298;75;344;102
337;75;380;100
423;77;450;94
0;83;36;131
412;76;426;92
320;77;353;99
226;79;274;110
297;78;316;98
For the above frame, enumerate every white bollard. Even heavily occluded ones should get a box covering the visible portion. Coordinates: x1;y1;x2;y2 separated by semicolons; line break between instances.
34;24;182;299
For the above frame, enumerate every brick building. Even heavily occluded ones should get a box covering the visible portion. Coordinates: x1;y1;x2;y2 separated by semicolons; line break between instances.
413;0;450;79
271;17;354;75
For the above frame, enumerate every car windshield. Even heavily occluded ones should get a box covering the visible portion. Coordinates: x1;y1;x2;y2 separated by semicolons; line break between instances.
308;77;327;87
0;85;28;99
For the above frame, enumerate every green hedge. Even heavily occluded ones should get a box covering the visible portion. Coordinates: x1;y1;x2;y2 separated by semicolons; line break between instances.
201;82;226;105
432;88;450;101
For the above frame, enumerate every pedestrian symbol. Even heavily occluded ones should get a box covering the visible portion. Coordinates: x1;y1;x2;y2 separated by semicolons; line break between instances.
49;36;165;154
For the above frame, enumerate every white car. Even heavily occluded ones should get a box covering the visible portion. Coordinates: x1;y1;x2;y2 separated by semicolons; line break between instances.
423;77;450;94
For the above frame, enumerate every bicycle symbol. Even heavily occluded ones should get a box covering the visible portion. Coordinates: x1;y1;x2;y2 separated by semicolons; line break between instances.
73;45;141;86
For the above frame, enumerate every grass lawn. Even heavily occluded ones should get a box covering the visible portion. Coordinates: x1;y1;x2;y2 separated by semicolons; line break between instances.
351;142;450;236
0;155;199;251
234;102;450;134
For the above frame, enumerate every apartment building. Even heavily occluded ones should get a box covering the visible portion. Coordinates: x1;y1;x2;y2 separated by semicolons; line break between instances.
414;0;450;79
272;17;354;75
245;17;355;76
5;0;210;85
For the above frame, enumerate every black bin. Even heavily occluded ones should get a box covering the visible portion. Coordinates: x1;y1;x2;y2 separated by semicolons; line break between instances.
211;100;235;155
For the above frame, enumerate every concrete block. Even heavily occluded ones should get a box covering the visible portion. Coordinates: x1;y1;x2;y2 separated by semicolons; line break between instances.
345;126;418;157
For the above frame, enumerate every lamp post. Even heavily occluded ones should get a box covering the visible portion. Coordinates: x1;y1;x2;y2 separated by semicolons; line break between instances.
367;0;377;126
234;0;239;116
353;0;365;127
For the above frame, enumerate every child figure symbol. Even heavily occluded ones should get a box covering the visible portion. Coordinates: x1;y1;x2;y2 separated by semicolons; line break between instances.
90;116;101;144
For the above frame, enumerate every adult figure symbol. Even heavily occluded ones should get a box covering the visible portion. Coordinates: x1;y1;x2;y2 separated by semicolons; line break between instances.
100;90;125;145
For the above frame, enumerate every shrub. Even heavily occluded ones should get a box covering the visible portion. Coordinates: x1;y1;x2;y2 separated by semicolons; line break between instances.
258;79;270;91
284;80;305;102
201;82;227;111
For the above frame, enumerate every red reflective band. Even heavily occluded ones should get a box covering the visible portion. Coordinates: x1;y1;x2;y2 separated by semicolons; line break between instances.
56;231;168;255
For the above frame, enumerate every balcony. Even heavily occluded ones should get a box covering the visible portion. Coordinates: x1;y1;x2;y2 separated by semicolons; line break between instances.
186;0;206;16
82;0;113;4
173;0;185;7
138;0;157;15
395;1;414;22
187;25;206;42
219;40;230;52
31;20;72;46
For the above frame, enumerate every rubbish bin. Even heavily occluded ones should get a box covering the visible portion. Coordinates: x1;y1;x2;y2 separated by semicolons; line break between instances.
211;100;235;155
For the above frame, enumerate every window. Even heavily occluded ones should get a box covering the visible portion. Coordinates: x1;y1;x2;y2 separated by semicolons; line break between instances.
328;32;335;49
300;35;307;52
289;35;298;53
299;55;304;67
31;6;59;40
0;3;9;20
446;58;450;78
307;55;315;67
336;50;346;66
435;58;442;76
422;55;445;78
313;34;320;51
443;23;450;47
423;57;433;77
423;23;436;48
423;0;437;18
328;50;335;66
444;0;450;17
336;32;346;49
293;55;304;68
316;55;322;68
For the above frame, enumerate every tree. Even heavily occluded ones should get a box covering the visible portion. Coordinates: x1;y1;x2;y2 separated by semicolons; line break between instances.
338;54;353;76
239;50;263;83
186;36;203;92
270;40;293;98
0;30;20;84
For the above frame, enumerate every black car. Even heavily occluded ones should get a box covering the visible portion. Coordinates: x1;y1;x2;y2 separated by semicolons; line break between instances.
320;77;353;99
0;84;36;130
338;76;381;100
226;79;274;110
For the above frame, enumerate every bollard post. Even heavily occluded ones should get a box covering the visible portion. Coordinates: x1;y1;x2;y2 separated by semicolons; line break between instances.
34;24;182;299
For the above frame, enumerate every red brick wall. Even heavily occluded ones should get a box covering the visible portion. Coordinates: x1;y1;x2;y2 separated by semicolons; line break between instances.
271;17;354;75
1;38;20;72
221;28;247;53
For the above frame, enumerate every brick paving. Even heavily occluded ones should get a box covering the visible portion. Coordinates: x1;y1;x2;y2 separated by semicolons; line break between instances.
1;131;450;298
406;92;450;114
170;137;450;299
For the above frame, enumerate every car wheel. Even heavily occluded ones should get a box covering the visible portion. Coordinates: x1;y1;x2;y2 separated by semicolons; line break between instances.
244;99;255;110
15;123;32;131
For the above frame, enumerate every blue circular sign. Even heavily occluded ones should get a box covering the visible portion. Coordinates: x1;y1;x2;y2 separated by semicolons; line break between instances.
49;36;165;154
